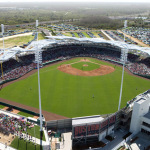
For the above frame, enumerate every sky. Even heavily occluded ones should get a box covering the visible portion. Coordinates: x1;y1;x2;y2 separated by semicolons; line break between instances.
0;0;150;2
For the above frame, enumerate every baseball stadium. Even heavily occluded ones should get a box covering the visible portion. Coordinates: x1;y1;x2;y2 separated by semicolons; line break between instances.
0;34;150;149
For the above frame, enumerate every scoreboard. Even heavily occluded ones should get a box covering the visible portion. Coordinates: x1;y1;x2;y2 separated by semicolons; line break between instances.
73;114;116;138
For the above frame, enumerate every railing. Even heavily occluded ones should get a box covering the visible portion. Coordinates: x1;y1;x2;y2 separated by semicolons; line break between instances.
111;139;126;150
0;141;17;150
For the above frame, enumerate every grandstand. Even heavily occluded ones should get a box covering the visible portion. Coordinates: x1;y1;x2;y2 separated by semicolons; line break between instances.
0;36;150;82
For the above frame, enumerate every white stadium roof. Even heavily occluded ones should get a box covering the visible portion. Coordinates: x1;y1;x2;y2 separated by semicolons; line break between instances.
0;36;150;62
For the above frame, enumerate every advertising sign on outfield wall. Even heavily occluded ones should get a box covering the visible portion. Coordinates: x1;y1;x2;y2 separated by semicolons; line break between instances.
100;119;109;133
87;124;100;136
74;125;86;138
73;114;116;138
108;114;116;127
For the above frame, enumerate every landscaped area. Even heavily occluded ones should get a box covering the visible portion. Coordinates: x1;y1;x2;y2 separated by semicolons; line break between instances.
10;137;41;150
0;32;45;48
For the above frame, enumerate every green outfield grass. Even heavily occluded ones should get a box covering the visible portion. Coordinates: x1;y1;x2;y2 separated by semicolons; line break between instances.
71;61;100;71
0;57;149;117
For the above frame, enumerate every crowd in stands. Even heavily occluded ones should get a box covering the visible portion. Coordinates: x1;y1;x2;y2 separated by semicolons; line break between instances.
0;44;150;82
1;63;37;81
0;113;32;136
126;63;150;75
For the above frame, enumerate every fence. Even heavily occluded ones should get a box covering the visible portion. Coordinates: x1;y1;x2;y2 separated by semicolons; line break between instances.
46;118;72;131
126;133;136;143
112;139;126;150
0;101;39;118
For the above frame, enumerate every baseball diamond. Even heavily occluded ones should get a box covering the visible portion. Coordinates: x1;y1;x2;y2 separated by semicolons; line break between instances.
0;56;149;118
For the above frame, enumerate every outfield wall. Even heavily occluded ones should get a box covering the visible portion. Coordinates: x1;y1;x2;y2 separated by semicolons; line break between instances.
0;101;39;118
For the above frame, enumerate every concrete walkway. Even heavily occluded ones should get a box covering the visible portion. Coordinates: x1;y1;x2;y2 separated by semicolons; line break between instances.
0;142;16;150
101;130;128;150
60;132;72;150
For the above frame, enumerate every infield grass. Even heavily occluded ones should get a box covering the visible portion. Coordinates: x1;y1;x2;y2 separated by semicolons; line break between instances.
71;61;100;71
0;57;150;117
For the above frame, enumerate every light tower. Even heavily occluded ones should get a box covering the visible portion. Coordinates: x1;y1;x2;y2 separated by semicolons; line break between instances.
35;20;43;150
1;24;5;81
1;24;5;53
123;20;127;42
118;44;128;111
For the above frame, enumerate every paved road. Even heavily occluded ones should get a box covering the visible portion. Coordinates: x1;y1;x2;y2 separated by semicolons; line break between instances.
0;142;16;150
100;130;127;150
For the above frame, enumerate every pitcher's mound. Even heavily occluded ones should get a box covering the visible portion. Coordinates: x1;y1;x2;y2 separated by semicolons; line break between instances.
83;64;88;67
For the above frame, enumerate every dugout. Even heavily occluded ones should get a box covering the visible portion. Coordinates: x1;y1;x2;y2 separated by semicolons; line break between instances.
72;114;116;147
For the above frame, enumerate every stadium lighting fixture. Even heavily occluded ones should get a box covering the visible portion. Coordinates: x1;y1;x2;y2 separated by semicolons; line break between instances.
35;20;43;150
1;24;5;80
1;24;5;53
123;20;127;42
118;44;128;111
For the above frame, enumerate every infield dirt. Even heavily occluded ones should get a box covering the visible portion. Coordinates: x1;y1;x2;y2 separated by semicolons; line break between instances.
58;59;115;76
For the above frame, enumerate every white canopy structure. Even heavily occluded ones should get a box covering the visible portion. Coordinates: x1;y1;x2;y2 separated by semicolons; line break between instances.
0;36;150;62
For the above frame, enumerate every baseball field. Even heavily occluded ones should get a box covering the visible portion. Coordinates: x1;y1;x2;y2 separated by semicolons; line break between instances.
0;57;150;118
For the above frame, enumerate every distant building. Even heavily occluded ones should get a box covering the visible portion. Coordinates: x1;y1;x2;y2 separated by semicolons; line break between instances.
130;90;150;135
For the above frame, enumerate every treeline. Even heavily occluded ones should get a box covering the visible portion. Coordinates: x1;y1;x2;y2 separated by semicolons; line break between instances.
0;2;150;28
0;9;66;25
74;16;123;30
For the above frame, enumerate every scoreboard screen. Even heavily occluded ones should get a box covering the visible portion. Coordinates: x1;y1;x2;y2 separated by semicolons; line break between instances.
87;124;99;136
74;125;86;138
100;119;108;132
109;114;116;127
73;114;116;138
